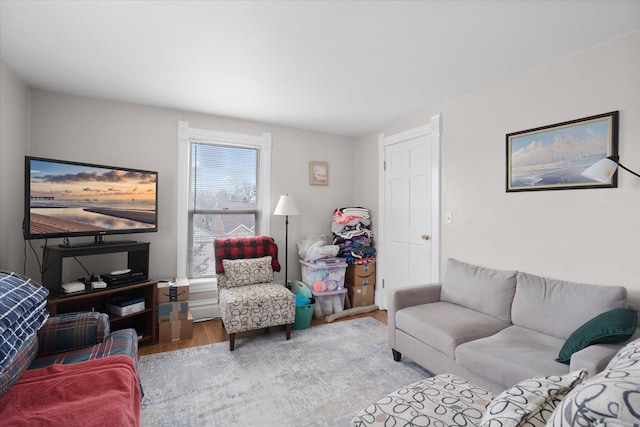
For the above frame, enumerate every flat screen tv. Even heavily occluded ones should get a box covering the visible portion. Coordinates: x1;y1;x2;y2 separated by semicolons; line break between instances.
24;156;158;244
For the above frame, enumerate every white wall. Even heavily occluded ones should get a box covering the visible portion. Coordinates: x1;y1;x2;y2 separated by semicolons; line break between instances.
357;32;640;303
0;59;30;273
23;90;354;283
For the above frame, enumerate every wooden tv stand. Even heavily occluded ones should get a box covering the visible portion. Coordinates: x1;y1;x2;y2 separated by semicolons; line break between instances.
46;280;158;346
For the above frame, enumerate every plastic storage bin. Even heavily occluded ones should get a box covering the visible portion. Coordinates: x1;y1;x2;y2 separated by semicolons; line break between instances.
299;258;348;292
291;281;314;330
311;288;347;318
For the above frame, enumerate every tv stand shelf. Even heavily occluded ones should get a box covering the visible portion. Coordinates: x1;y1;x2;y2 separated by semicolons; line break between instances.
46;281;158;346
42;241;150;293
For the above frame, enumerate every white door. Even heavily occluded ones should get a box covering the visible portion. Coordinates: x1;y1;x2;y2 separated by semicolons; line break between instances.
377;116;441;309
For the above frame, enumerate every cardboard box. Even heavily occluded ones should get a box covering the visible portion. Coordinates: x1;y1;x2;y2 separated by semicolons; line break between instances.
158;301;190;322
159;311;193;343
157;281;189;303
346;262;376;287
347;283;375;307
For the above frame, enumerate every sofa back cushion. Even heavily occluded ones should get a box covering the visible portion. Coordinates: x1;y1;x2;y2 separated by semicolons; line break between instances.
512;272;627;339
441;259;517;323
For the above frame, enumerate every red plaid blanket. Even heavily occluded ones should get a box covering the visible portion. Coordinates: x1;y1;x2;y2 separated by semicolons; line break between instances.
214;236;281;274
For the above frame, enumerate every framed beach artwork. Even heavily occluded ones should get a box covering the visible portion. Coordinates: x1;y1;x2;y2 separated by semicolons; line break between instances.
309;161;328;186
506;111;619;192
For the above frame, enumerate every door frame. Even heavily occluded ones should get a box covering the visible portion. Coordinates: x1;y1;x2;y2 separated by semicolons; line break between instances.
376;114;441;309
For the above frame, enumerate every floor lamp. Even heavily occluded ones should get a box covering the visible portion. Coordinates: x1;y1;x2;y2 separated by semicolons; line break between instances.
274;194;300;288
582;155;640;183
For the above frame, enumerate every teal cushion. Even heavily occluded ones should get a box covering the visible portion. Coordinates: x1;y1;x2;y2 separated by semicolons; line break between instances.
556;308;637;364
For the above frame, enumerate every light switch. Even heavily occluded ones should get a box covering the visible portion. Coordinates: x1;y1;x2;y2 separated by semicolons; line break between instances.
445;212;453;224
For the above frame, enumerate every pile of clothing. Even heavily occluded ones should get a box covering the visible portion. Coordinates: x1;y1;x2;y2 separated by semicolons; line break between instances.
332;207;376;265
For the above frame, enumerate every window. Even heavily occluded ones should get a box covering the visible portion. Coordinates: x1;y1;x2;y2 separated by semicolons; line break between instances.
177;122;271;281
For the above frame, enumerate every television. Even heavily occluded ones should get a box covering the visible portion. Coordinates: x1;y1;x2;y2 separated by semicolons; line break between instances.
24;156;158;244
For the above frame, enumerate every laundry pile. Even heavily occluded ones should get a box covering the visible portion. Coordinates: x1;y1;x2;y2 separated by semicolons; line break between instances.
332;207;376;265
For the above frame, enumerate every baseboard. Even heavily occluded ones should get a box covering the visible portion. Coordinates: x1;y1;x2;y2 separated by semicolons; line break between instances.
189;298;219;322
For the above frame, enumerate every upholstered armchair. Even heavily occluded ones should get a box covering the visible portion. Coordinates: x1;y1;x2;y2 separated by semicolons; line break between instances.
214;236;296;351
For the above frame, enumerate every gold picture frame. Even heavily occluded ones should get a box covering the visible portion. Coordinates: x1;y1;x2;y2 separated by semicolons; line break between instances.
309;161;329;186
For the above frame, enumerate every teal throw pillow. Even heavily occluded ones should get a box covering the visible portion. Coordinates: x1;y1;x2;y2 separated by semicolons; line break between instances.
556;308;638;364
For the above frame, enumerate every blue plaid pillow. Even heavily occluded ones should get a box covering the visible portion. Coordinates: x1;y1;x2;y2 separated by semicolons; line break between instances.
0;272;49;371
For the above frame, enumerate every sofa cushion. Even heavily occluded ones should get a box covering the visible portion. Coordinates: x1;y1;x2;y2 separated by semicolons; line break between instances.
556;308;637;364
479;369;586;427
396;301;510;358
353;373;494;427
441;259;517;323
511;272;627;340
36;312;110;356
456;326;569;388
222;256;274;288
29;328;139;370
548;338;640;426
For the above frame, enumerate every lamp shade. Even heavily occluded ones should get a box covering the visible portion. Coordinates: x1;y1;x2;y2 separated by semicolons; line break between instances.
274;195;300;216
581;156;619;183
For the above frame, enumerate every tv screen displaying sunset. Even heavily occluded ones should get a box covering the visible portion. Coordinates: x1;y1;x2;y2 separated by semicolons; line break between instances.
27;158;157;236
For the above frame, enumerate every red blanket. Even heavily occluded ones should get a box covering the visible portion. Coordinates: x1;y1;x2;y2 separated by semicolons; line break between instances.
0;356;140;426
214;235;281;274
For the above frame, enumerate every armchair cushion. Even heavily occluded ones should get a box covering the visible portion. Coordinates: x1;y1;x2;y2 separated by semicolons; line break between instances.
222;256;274;288
218;283;295;334
37;312;110;356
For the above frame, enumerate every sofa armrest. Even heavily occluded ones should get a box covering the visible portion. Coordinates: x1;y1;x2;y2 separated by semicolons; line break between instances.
569;327;640;377
569;343;622;377
37;312;110;356
387;283;442;349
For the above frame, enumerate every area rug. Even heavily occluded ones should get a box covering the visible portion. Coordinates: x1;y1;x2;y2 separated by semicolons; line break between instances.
138;317;432;426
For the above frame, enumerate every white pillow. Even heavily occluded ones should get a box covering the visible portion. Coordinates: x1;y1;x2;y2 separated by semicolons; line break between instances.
222;256;274;287
480;369;587;427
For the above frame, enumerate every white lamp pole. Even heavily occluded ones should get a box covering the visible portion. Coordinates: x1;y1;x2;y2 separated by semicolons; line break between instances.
273;194;300;287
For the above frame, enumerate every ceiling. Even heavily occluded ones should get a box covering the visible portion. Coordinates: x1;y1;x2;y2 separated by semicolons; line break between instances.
1;1;639;137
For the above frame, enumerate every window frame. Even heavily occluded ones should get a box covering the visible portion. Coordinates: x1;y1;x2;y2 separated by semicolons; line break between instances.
177;121;272;281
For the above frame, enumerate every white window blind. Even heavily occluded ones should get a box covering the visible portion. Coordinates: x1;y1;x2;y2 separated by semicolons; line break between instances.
189;143;258;278
177;122;271;281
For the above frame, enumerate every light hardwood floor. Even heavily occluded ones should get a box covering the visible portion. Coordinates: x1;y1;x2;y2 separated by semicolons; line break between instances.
139;310;388;356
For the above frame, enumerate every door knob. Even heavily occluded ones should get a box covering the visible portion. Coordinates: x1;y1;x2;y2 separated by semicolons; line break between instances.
421;234;430;240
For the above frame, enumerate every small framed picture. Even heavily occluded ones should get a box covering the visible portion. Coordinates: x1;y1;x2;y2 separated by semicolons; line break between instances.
309;161;329;186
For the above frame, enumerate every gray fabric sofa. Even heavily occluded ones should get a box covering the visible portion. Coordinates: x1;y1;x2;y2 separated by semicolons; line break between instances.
388;258;635;394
